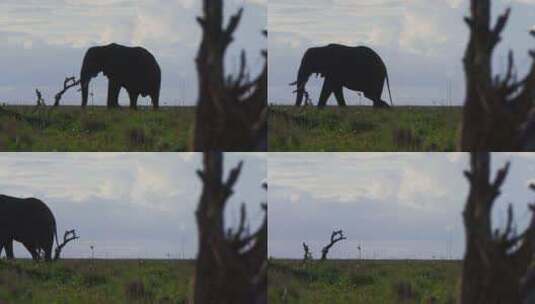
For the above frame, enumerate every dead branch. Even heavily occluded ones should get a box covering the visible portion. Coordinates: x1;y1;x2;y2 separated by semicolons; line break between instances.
302;242;312;262
459;152;535;303
53;229;79;261
320;230;346;261
193;1;267;151
193;152;267;304
54;77;80;107
35;89;45;107
459;1;535;151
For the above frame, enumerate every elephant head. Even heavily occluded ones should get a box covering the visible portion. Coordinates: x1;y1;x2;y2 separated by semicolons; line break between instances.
80;45;109;107
290;47;327;106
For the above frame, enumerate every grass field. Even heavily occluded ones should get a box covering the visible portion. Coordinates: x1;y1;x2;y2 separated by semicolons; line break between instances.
0;106;195;151
269;259;460;304
0;259;194;304
269;106;462;152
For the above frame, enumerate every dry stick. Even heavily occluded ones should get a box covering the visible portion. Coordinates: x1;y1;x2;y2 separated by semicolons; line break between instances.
459;152;535;304
35;89;45;106
302;242;312;262
53;229;79;261
320;230;346;261
193;0;267;151
459;0;535;151
193;152;267;304
54;77;80;107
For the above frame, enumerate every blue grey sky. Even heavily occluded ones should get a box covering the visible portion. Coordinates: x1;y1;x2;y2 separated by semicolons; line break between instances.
0;0;266;106
269;0;535;106
268;153;535;260
0;153;266;259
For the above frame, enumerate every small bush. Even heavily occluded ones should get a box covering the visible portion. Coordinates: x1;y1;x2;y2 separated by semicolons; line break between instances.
125;279;153;301
126;127;154;149
80;116;107;133
394;280;416;302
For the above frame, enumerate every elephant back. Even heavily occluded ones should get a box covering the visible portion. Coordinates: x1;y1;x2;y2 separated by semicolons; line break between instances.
0;195;56;232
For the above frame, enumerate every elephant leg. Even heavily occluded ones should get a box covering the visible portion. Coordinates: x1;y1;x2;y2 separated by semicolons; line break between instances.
107;80;121;108
5;240;14;260
151;91;159;109
318;79;334;108
22;243;39;261
333;87;347;107
128;91;139;110
44;247;53;262
364;92;386;108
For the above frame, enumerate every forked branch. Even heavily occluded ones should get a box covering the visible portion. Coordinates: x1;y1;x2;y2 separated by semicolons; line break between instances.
53;229;79;261
320;230;346;261
54;77;80;107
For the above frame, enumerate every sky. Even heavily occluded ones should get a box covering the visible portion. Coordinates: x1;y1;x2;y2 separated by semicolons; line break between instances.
0;0;266;106
0;153;266;259
269;0;535;106
268;153;535;260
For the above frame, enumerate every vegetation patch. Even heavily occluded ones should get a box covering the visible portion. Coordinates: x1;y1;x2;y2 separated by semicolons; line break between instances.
269;106;460;151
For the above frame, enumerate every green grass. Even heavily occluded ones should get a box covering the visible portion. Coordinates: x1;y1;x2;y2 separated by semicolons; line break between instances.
0;259;194;304
269;106;461;151
0;106;195;151
269;259;460;304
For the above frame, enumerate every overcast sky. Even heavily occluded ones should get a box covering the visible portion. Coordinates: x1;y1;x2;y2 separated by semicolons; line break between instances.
269;0;535;106
0;0;266;106
268;153;535;260
0;153;266;259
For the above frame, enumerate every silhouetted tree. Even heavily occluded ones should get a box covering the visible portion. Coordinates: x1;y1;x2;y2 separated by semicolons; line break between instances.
53;229;79;261
459;0;535;151
320;230;346;261
35;89;45;106
193;152;267;304
302;242;312;262
54;77;80;107
460;152;535;303
193;0;267;151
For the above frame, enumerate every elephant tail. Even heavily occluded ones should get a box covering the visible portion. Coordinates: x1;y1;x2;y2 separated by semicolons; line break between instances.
54;224;59;249
385;70;393;107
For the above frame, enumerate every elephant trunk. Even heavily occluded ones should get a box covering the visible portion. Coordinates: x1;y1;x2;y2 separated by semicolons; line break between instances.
81;79;89;107
293;66;311;106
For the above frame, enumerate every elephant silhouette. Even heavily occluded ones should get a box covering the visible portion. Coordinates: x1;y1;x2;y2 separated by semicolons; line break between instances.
0;194;58;261
80;43;161;109
290;44;392;108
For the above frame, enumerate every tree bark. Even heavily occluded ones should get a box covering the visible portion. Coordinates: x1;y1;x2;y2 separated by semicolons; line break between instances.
193;152;267;304
459;0;535;151
460;152;535;303
193;0;267;152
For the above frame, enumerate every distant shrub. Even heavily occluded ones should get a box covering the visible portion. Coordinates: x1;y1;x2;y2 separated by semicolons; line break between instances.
80;116;107;133
126;127;154;149
82;272;107;287
125;279;153;301
393;280;416;302
348;273;375;287
392;127;423;151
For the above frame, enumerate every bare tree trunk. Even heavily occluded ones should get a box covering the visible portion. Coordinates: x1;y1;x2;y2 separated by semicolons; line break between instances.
460;152;535;303
302;242;312;262
193;152;267;304
320;230;346;261
459;1;535;151
35;89;45;107
193;0;267;152
54;77;80;107
53;229;79;261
